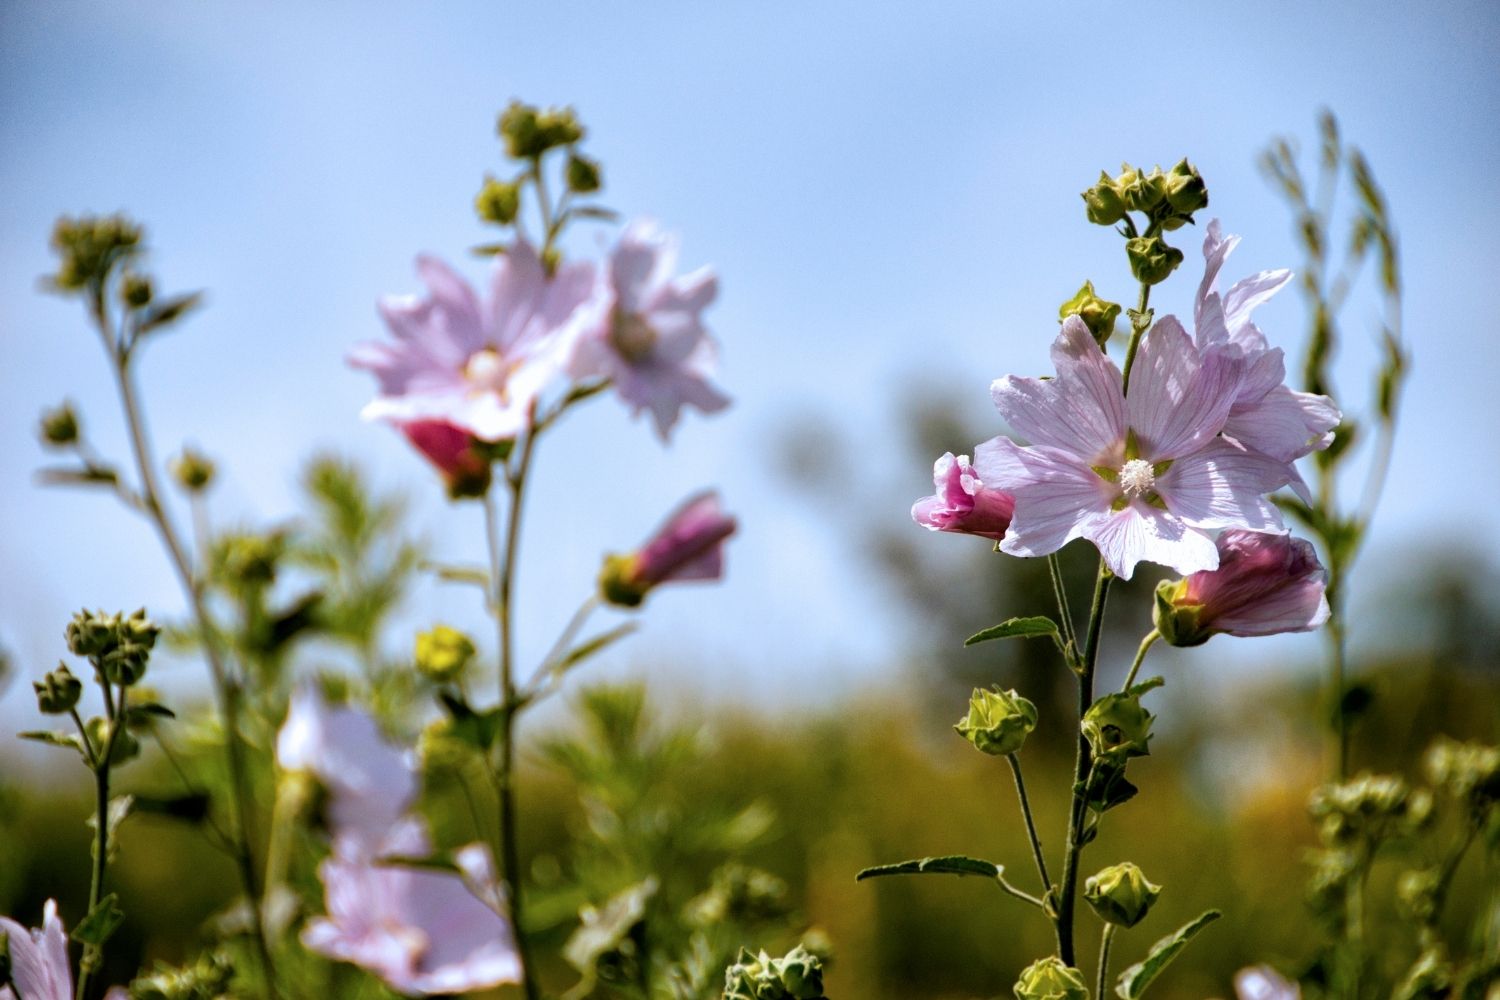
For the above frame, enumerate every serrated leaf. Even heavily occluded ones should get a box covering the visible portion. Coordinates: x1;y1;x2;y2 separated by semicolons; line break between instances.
1115;909;1221;999
18;729;86;756
71;893;125;947
964;616;1060;647
856;855;1003;881
137;292;204;334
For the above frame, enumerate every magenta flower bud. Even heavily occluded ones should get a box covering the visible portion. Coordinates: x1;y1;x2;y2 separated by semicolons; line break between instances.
1155;529;1330;646
399;420;494;499
599;491;737;607
911;452;1015;541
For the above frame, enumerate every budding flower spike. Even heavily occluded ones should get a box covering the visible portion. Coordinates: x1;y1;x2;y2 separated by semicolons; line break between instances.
599;491;737;608
1154;529;1330;646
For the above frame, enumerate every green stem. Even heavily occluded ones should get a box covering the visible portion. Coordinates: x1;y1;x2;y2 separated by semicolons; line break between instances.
75;688;124;1000
1120;282;1154;389
1046;553;1078;658
1005;754;1053;898
1121;630;1160;692
1057;561;1113;966
1326;603;1349;781
1096;924;1117;1000
485;424;542;1000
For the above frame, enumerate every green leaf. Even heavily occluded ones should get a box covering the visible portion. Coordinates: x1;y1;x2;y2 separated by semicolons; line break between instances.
856;855;1004;882
18;729;86;756
437;691;503;753
964;616;1060;647
71;893;126;947
1115;909;1222;999
36;465;118;488
569;205;620;222
137;292;204;334
130;792;212;823
423;561;491;589
471;241;510;257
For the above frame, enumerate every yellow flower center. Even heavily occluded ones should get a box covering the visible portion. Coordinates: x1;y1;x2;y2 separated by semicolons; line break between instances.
464;348;516;401
610;310;658;363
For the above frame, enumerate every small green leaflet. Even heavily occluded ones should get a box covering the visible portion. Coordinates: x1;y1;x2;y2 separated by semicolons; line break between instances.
856;855;1004;881
964;616;1060;648
71;893;125;948
1115;909;1221;999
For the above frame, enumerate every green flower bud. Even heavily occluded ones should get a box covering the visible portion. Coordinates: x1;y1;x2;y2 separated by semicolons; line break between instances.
1059;281;1121;345
414;625;476;683
169;447;216;493
566;154;602;194
773;946;824;999
215;533;282;588
475;175;521;225
1125;235;1183;286
48;214;144;292
121;272;154;308
598;553;649;608
34;662;84;714
1084;862;1162;928
1423;737;1500;809
1081;171;1127;226
722;945;827;1000
87;716;141;767
1013;956;1089;1000
1309;772;1412;846
1081;681;1158;764
955;686;1038;756
1152;578;1209;647
498;101;544;159
1162;158;1208;215
101;640;151;686
39;402;80;447
66;609;121;658
1119;164;1167;213
535;107;585;149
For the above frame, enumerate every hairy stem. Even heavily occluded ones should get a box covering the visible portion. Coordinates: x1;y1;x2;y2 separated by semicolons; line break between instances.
1096;924;1117;1000
1046;553;1078;659
1121;630;1160;692
1005;754;1053;898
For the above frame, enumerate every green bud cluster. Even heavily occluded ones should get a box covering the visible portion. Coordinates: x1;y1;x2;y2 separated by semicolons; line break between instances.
499;101;585;160
475;175;521;225
1081;680;1159;764
955;686;1038;756
66;608;160;687
48;214;143;292
722;945;827;1000
414;624;476;684
1083;862;1161;928
39;402;81;447
686;863;791;928
1423;737;1500;812
1058;281;1122;345
169;448;216;493
33;662;84;714
1013;956;1089;1000
1081;160;1207;290
1309;772;1428;847
122;950;233;1000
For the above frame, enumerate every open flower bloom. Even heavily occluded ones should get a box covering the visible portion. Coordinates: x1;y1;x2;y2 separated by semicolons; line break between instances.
350;243;598;443
0;901;71;1000
303;820;522;997
976;316;1290;579
1195;220;1340;499
276;687;418;856
568;219;729;440
1156;529;1329;645
598;491;737;607
911;451;1015;540
1234;966;1301;1000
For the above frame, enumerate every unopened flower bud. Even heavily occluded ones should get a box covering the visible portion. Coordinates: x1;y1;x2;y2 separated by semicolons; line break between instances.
1058;281;1121;345
535;107;585;149
498;101;543;159
399;419;495;500
121;272;154;308
912;452;1014;540
1119;164;1167;213
1155;531;1329;647
34;663;84;714
66;609;120;658
1309;773;1412;846
1125;235;1183;286
1084;862;1161;928
723;945;827;1000
566;154;602;194
1082;171;1127;226
1163;159;1208;216
475;176;521;225
170;447;216;493
86;716;141;767
414;625;476;684
1013;956;1088;1000
39;402;80;447
955;686;1038;756
599;492;736;608
48;214;144;292
1082;683;1158;764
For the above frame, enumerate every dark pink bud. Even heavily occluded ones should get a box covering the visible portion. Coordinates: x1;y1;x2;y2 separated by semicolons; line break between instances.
400;420;494;499
600;491;737;607
1156;529;1329;645
911;452;1015;541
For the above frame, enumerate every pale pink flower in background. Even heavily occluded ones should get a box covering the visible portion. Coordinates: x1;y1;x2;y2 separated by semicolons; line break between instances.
276;687;417;856
0;901;71;1000
350;243;598;443
303;820;522;997
976;316;1290;579
1234;965;1301;1000
599;491;737;607
1195;220;1340;498
568;219;729;440
1170;529;1330;640
911;451;1015;540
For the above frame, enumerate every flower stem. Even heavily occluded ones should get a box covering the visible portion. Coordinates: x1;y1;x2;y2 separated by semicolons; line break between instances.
1096;924;1117;1000
485;423;542;1000
1121;630;1160;692
1120;282;1153;390
1004;754;1053;899
1056;560;1113;966
1046;553;1078;660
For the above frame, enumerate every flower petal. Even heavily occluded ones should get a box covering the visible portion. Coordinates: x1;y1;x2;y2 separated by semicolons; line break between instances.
975;437;1115;559
1156;439;1288;531
1223;385;1340;462
1126;316;1242;460
990;317;1125;464
1083;503;1219;579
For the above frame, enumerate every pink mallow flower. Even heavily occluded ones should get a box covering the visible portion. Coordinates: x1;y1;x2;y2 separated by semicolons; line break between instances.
1154;529;1330;646
911;452;1016;540
976;316;1291;580
276;687;418;857
568;220;729;441
304;819;522;997
399;419;494;499
1195;220;1340;499
599;491;737;607
350;242;598;444
0;901;71;1000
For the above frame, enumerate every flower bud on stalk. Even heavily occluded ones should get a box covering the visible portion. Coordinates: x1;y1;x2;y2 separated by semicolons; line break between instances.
911;452;1014;540
86;717;140;766
1125;235;1183;285
955;686;1038;756
399;419;495;500
1082;171;1128;226
475;176;521;225
39;403;80;447
170;447;216;493
120;271;154;308
34;663;84;715
599;492;736;608
1014;956;1089;1000
1162;158;1208;215
1120;164;1168;213
566;154;602;194
1084;862;1162;928
414;625;476;684
1058;281;1122;345
723;945;826;1000
1154;530;1329;647
1082;681;1158;764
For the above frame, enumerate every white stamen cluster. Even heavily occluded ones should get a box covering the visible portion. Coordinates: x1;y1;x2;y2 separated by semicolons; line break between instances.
1118;458;1156;498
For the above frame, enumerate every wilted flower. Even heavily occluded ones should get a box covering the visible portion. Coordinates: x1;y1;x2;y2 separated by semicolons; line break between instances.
304;820;521;996
350;245;597;444
598;492;736;608
1234;966;1300;1000
1154;530;1330;646
276;687;417;854
1084;862;1161;927
0;900;72;1000
954;687;1038;756
568;220;729;440
977;317;1289;579
1013;956;1088;1000
912;452;1015;541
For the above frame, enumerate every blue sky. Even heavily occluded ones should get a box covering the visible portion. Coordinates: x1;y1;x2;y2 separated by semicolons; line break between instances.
3;1;1498;740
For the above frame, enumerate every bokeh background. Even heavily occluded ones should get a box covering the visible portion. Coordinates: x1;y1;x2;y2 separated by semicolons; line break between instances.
2;3;1498;998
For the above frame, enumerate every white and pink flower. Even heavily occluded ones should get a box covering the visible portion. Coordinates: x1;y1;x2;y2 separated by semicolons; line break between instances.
911;452;1015;540
0;901;71;1000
